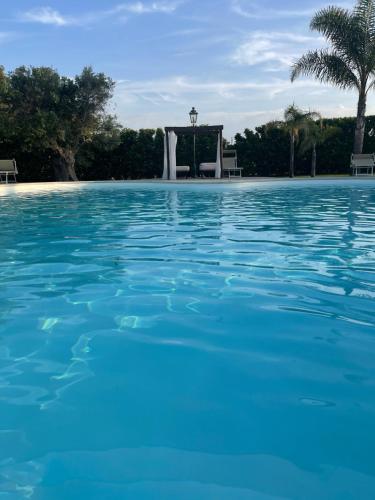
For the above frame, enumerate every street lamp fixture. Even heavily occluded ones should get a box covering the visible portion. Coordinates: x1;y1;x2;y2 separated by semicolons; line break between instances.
189;107;198;177
189;107;198;126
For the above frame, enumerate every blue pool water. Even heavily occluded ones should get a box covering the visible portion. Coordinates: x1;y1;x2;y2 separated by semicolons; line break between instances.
0;179;375;499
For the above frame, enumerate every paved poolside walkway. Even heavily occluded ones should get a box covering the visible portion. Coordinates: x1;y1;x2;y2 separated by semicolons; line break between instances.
1;175;375;192
125;175;375;184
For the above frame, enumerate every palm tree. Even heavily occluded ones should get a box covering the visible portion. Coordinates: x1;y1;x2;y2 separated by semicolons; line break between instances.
291;0;375;154
268;105;319;177
284;105;309;177
300;118;338;177
301;117;322;178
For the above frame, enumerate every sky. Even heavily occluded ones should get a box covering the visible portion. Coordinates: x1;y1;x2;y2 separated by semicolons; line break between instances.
0;0;365;139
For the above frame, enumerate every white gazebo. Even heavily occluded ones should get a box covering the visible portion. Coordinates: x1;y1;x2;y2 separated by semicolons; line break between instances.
162;125;224;180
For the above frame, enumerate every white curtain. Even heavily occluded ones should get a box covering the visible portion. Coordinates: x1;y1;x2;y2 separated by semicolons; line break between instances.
162;134;168;179
215;132;221;179
169;132;178;180
162;131;178;180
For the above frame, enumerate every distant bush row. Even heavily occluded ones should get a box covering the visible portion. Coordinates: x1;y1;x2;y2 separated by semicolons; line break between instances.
4;115;375;182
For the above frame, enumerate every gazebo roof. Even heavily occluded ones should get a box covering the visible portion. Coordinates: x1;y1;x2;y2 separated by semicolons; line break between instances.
165;125;223;135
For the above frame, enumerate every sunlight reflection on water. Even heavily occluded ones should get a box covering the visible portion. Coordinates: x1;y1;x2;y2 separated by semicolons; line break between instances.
0;180;375;499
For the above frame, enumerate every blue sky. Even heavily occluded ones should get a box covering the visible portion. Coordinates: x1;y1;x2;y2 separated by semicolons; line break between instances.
0;0;362;138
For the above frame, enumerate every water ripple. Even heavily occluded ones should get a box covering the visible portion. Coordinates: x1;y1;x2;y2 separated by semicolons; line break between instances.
0;180;375;499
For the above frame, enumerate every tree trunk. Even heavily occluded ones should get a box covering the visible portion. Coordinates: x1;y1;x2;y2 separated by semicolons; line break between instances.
53;150;79;181
311;143;317;177
289;133;294;178
354;89;367;154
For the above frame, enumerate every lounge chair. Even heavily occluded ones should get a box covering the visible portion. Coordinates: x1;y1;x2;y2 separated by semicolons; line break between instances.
177;165;190;178
223;150;242;178
199;162;216;177
351;154;375;176
0;159;18;184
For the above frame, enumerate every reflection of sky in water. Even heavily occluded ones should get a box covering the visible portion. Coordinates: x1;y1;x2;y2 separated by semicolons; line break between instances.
0;180;375;499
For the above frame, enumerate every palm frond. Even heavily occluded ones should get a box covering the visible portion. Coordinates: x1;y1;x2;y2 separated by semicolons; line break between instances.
284;104;301;121
366;77;375;91
291;49;359;89
305;110;322;122
310;6;362;67
282;105;310;142
311;6;351;43
352;0;375;76
354;0;375;44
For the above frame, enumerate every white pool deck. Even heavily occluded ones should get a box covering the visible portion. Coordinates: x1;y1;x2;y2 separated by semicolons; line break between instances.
1;175;374;194
106;175;375;184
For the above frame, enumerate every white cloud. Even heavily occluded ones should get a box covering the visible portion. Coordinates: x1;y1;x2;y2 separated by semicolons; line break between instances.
232;31;324;69
0;32;17;43
232;1;316;19
22;7;71;26
21;2;181;27
112;75;359;137
119;1;180;14
115;75;325;105
231;1;353;20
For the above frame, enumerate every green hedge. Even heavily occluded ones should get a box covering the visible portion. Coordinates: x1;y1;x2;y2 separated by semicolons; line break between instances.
234;115;375;177
2;115;375;181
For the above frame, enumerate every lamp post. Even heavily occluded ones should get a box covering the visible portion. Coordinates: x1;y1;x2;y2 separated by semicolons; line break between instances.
189;107;198;177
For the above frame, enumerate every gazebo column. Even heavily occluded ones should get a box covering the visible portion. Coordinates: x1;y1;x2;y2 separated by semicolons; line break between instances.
219;128;224;178
166;131;171;180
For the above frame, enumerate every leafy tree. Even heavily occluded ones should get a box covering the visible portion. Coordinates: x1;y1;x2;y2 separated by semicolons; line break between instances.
137;129;159;178
234;130;258;175
4;66;114;181
252;126;289;176
291;0;375;154
104;128;165;180
76;116;123;180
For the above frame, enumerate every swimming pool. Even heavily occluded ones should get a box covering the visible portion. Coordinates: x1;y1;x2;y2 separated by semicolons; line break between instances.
1;179;375;499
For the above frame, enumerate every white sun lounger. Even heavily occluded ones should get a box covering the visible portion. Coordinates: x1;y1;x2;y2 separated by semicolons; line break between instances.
0;159;18;184
223;150;242;178
199;162;216;176
351;154;375;176
176;165;190;178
